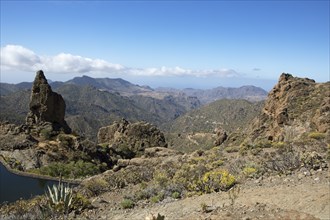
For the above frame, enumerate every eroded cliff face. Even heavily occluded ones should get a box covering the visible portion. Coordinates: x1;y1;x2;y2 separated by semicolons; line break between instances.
250;73;330;142
26;70;71;133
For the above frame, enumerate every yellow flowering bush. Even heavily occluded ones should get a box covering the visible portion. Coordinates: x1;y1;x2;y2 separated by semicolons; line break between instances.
201;169;235;193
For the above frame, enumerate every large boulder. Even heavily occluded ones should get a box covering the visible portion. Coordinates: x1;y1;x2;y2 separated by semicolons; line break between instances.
214;127;228;146
25;70;71;133
98;119;167;159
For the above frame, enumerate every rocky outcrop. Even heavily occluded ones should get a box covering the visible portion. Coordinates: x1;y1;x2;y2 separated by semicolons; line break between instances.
0;122;37;151
214;127;228;146
0;71;115;173
25;70;71;133
250;73;330;141
98;119;167;159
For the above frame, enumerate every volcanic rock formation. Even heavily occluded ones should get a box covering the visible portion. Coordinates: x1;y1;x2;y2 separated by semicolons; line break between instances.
250;73;330;142
25;70;71;133
98;119;167;159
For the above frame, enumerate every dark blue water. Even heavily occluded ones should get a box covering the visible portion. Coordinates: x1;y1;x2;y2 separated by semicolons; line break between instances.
0;163;58;204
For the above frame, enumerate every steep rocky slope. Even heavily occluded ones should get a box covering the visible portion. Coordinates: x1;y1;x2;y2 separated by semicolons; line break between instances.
248;73;329;142
166;99;263;152
0;90;30;124
168;99;263;134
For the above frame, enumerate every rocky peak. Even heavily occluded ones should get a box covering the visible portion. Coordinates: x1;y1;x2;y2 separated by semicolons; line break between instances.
98;119;167;159
249;73;329;142
26;70;71;133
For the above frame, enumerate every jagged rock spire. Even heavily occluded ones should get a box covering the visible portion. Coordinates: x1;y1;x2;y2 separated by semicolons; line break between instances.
26;70;71;133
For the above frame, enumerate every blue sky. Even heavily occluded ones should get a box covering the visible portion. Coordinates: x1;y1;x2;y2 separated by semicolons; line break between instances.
1;1;329;90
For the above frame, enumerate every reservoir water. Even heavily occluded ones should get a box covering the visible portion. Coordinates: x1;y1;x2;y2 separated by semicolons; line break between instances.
0;162;58;204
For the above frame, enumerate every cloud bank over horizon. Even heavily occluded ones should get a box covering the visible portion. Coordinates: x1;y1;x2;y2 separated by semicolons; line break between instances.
1;45;240;78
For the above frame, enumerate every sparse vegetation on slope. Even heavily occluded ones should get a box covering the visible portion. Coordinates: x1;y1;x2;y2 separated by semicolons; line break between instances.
166;99;263;152
0;72;329;220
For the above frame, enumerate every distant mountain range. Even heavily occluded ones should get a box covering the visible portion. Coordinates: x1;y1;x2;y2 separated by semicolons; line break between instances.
66;75;154;96
1;75;267;102
0;84;199;140
0;76;268;140
157;86;267;104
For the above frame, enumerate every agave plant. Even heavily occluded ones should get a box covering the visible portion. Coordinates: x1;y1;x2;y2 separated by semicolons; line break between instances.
46;180;73;214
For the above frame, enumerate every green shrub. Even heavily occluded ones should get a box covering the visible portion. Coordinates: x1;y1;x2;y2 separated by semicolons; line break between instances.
150;192;164;204
106;166;154;189
239;144;249;156
58;134;75;148
134;189;150;201
71;160;100;177
171;191;181;199
271;142;287;148
190;156;206;164
242;167;257;177
171;153;235;194
99;143;109;148
153;170;170;187
308;132;326;140
120;199;135;209
30;160;102;178
201;169;235;193
150;195;160;204
83;178;109;197
40;128;52;140
115;142;136;159
31;162;68;177
225;146;239;153
254;140;272;148
200;202;208;213
210;159;224;168
173;163;208;192
71;193;91;211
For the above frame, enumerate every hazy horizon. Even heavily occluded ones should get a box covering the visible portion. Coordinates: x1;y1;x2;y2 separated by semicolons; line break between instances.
1;71;279;91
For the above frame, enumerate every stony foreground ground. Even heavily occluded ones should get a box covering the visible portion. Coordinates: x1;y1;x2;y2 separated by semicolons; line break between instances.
76;170;330;220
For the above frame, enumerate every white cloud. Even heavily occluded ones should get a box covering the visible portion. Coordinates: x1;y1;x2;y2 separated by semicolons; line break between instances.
125;66;239;78
0;44;239;78
0;45;41;71
1;45;124;74
40;53;124;73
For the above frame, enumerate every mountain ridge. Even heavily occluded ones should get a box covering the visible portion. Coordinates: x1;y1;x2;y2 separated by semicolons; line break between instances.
0;75;268;141
1;75;268;103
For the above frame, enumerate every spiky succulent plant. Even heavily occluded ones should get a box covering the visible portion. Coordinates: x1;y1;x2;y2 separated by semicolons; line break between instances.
46;181;73;213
